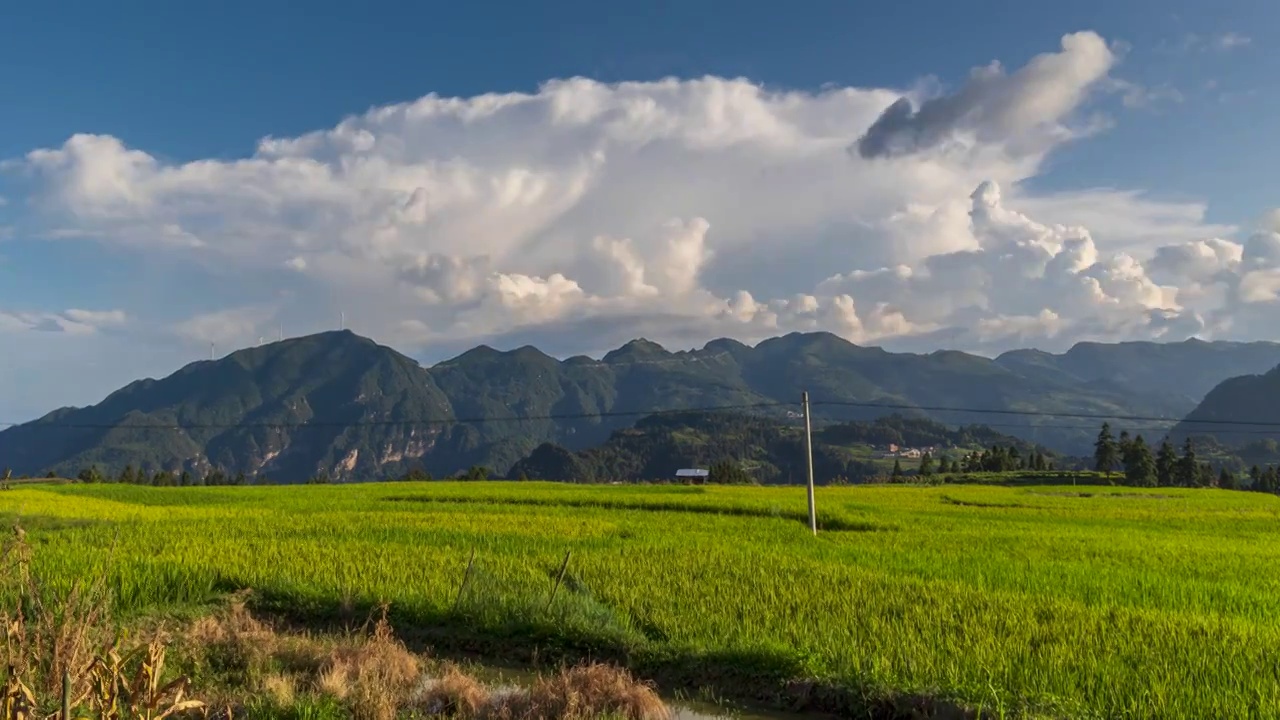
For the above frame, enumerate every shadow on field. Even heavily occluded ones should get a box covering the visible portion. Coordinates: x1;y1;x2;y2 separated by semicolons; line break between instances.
0;513;98;533
938;496;1028;509
1023;490;1177;499
243;587;977;720
386;495;895;533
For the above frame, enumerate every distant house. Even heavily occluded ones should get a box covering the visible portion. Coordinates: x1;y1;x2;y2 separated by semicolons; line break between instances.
675;468;710;484
877;444;935;460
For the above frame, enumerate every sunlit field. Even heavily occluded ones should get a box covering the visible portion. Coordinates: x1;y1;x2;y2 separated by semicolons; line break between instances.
4;481;1279;718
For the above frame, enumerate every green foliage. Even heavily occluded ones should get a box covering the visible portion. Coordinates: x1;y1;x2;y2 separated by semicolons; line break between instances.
1156;441;1177;487
457;465;490;481
957;444;1036;473
1094;423;1118;476
1122;434;1157;487
507;443;585;482
5;481;1280;718
1176;438;1199;487
918;452;934;477
398;466;434;482
707;460;755;485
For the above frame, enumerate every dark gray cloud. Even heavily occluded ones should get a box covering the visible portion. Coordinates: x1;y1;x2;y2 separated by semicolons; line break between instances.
855;31;1114;159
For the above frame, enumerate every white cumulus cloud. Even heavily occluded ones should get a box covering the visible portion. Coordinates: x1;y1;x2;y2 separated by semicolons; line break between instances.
0;308;127;335
1;28;1264;373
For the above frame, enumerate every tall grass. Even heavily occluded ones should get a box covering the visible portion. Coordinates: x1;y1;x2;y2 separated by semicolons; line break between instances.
4;482;1280;718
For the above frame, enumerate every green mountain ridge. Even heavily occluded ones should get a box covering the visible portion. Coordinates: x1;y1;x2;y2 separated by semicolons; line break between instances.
995;338;1280;406
1170;364;1280;447
3;330;1279;481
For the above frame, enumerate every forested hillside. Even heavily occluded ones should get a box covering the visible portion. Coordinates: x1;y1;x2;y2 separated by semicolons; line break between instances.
1;330;1274;481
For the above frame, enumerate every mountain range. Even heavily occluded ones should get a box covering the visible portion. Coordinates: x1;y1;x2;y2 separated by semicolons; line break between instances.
2;330;1279;481
1171;365;1280;446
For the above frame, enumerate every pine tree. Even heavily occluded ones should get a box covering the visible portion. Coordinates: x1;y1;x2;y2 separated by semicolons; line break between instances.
919;452;934;477
1175;438;1198;487
1264;467;1280;494
1198;462;1215;488
1155;440;1177;487
1250;465;1262;488
1123;434;1157;487
1094;423;1118;478
891;458;904;480
1220;467;1240;491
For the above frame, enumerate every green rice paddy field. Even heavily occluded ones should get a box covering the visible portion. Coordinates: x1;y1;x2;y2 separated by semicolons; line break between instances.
4;481;1280;719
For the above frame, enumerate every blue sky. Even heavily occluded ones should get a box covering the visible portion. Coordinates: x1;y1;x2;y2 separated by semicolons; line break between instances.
3;1;1274;214
1;0;1278;421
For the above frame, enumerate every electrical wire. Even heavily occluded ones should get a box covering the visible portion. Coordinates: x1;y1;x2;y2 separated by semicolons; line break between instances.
0;396;1277;434
0;402;793;430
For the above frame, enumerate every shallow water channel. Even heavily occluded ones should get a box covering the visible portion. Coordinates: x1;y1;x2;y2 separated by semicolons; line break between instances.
458;662;823;720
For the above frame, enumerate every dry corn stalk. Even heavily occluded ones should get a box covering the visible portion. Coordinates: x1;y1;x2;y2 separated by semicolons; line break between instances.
85;640;204;720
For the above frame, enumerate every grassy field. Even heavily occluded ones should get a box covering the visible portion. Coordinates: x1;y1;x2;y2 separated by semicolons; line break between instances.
3;481;1279;719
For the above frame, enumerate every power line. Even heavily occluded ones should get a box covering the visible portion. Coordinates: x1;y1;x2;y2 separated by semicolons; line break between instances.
0;398;1277;434
809;399;1280;429
949;421;1280;436
0;402;792;431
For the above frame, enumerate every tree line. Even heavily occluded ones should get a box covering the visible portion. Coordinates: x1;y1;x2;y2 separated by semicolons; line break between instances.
57;463;498;486
73;465;255;486
1093;423;1278;492
882;445;1056;480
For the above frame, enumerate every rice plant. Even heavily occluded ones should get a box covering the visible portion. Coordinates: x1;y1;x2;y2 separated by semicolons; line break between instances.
3;481;1280;718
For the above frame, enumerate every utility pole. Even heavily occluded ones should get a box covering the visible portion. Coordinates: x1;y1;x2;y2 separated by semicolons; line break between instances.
803;390;817;535
209;342;215;361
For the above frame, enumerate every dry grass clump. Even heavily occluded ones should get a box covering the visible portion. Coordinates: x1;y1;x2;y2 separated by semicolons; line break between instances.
413;663;489;718
189;600;421;720
414;663;670;720
187;596;276;665
517;664;671;720
260;673;297;707
315;610;420;720
185;597;670;720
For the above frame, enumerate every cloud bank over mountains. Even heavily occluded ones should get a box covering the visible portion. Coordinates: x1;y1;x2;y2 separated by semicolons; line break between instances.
4;29;1275;373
